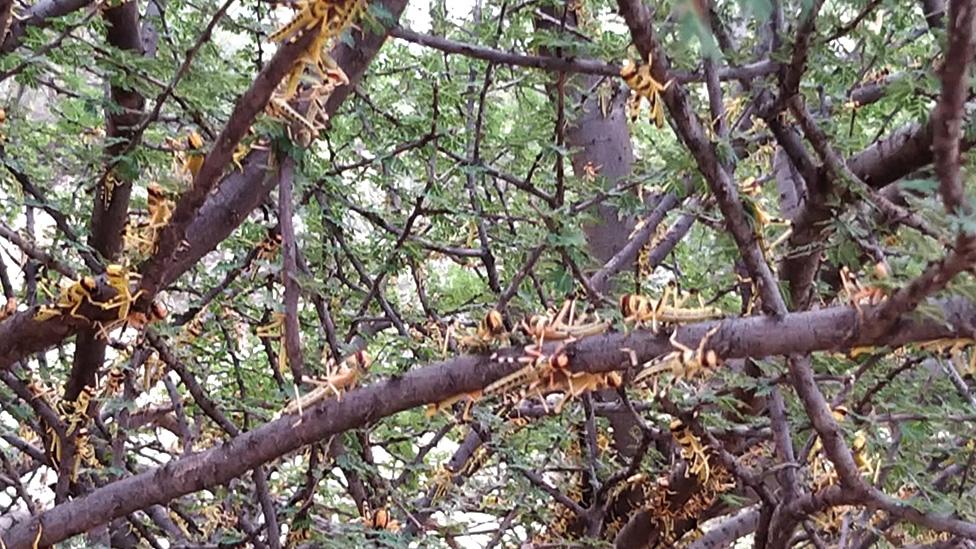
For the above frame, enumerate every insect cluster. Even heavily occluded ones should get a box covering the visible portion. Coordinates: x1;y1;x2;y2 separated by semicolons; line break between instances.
640;418;735;545
33;264;166;338
29;366;131;487
427;290;728;422
124;182;174;257
266;0;366;146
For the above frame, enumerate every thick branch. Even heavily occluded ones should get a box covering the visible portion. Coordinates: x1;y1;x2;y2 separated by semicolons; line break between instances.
1;0;92;53
66;0;147;402
933;0;975;216
0;0;410;370
135;28;321;300
7;297;976;546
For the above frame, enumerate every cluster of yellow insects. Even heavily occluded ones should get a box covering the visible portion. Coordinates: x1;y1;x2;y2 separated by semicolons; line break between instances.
124;182;173;257
27;367;126;485
635;418;736;544
33;264;166;337
467;266;906;422
259;284;732;428
265;0;367;146
425;286;727;422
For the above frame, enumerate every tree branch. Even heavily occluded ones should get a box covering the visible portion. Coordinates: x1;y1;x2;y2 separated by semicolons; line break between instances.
8;296;976;545
390;25;777;84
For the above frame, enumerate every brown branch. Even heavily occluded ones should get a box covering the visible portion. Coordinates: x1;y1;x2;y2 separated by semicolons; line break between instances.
0;223;75;278
88;0;144;262
779;0;825;104
437;146;555;206
392;24;619;77
923;0;949;29
496;244;545;311
295;249;341;362
780;103;972;311
404;426;489;534
172;239;265;326
9;297;976;545
853;357;925;415
0;449;36;516
517;467;587;516
0;254;12;301
390;25;777;84
774;11;970;307
701;11;728;141
318;132;439;180
644;207;697;269
688;507;761;548
821;0;884;43
135;27;321;301
157;149;278;287
789;97;938;242
848;71;908;107
464;42;502;294
346;174;434;339
147;331;240;437
278;157;305;382
339;196;484;258
587;193;679;294
767;372;801;501
320;206;407;337
253;468;281;549
0;435;48;469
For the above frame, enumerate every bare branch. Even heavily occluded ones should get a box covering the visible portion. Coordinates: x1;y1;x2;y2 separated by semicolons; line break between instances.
278;157;305;382
390;25;777;84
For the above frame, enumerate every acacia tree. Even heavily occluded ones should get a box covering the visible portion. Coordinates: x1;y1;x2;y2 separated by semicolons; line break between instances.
1;0;976;547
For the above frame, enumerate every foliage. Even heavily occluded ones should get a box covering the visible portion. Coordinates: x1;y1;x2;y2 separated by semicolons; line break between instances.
0;0;975;547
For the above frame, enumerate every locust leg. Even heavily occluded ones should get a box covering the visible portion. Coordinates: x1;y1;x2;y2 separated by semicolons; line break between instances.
669;330;694;355
268;2;319;43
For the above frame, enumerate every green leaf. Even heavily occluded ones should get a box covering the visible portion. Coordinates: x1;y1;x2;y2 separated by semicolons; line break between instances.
899;178;939;194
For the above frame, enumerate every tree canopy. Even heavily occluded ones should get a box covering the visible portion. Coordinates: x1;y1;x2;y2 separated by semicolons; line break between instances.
1;0;976;547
